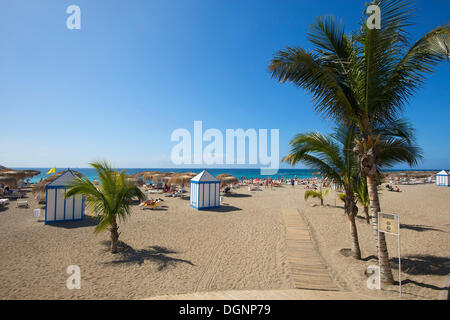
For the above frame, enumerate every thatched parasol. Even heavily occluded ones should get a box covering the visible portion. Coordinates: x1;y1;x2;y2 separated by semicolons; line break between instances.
127;177;144;187
31;170;83;194
132;171;160;179
219;176;239;187
168;174;194;187
142;172;162;182
0;176;19;187
0;168;41;181
180;172;197;177
217;173;233;179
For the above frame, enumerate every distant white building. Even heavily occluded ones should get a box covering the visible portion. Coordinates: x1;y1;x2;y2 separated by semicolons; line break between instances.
45;170;84;224
435;170;449;187
190;170;220;210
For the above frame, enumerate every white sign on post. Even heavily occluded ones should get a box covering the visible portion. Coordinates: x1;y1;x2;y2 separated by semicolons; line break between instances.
377;212;402;296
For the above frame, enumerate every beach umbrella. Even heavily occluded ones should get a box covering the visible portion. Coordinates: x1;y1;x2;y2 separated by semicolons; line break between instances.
168;174;193;187
31;170;83;195
217;173;233;179
180;172;197;176
0;176;19;187
144;172;166;182
219;176;239;187
127;177;144;187
132;171;160;179
0;169;41;186
0;169;40;180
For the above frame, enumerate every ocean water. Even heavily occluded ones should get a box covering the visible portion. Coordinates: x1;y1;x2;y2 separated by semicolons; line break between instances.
11;167;442;184
15;168;318;183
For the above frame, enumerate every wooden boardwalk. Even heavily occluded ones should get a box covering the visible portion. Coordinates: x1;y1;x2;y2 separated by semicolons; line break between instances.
281;208;339;291
144;208;370;300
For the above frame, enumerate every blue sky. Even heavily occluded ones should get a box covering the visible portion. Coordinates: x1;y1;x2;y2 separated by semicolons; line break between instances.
1;0;449;169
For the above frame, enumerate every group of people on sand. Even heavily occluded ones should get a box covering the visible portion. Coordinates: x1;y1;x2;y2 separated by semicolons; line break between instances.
0;184;24;198
239;176;329;191
385;184;401;192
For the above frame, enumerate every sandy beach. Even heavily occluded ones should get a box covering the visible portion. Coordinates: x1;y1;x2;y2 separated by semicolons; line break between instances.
0;183;448;300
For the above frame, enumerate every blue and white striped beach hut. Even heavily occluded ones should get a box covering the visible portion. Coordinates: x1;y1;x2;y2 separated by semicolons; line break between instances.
45;170;84;224
436;170;449;186
190;170;220;210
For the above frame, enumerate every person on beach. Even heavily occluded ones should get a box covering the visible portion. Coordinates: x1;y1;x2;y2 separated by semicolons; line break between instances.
291;179;295;188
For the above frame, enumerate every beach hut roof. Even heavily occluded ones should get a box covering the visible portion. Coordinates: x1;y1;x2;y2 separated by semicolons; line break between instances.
437;170;448;175
31;170;82;194
47;170;79;187
191;170;219;182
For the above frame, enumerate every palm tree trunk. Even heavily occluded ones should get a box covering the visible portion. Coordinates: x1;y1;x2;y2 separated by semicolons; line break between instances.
110;217;120;254
364;206;370;224
320;197;324;206
348;214;361;260
367;173;394;284
345;192;361;260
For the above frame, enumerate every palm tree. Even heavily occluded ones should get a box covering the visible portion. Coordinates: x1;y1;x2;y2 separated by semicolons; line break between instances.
284;126;362;259
269;0;445;283
65;161;145;253
304;188;330;206
355;177;370;224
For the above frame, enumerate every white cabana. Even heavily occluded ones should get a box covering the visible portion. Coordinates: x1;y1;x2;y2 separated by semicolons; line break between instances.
190;170;220;210
436;170;449;186
45;170;84;224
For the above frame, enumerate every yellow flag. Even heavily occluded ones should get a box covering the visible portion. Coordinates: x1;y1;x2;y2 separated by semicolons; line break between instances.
47;167;56;174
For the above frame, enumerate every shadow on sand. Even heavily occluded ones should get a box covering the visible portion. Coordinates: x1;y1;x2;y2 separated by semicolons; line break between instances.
400;224;443;232
391;254;450;276
141;206;169;211
223;193;252;198
102;241;194;271
46;215;100;229
201;205;242;213
362;254;450;293
363;254;450;276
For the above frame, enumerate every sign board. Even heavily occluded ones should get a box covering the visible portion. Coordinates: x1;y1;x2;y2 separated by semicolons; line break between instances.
377;212;401;296
378;213;399;235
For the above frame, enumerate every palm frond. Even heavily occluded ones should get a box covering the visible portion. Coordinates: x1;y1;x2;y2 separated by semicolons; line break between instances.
65;161;145;234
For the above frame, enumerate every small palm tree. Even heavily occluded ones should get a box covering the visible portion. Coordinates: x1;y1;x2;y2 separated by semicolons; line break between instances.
65;161;145;253
284;126;362;259
304;188;330;206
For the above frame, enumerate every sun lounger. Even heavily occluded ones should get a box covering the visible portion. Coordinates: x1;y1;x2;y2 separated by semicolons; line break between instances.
0;199;9;208
16;199;29;208
139;199;164;210
171;190;183;197
3;192;22;199
148;189;163;194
